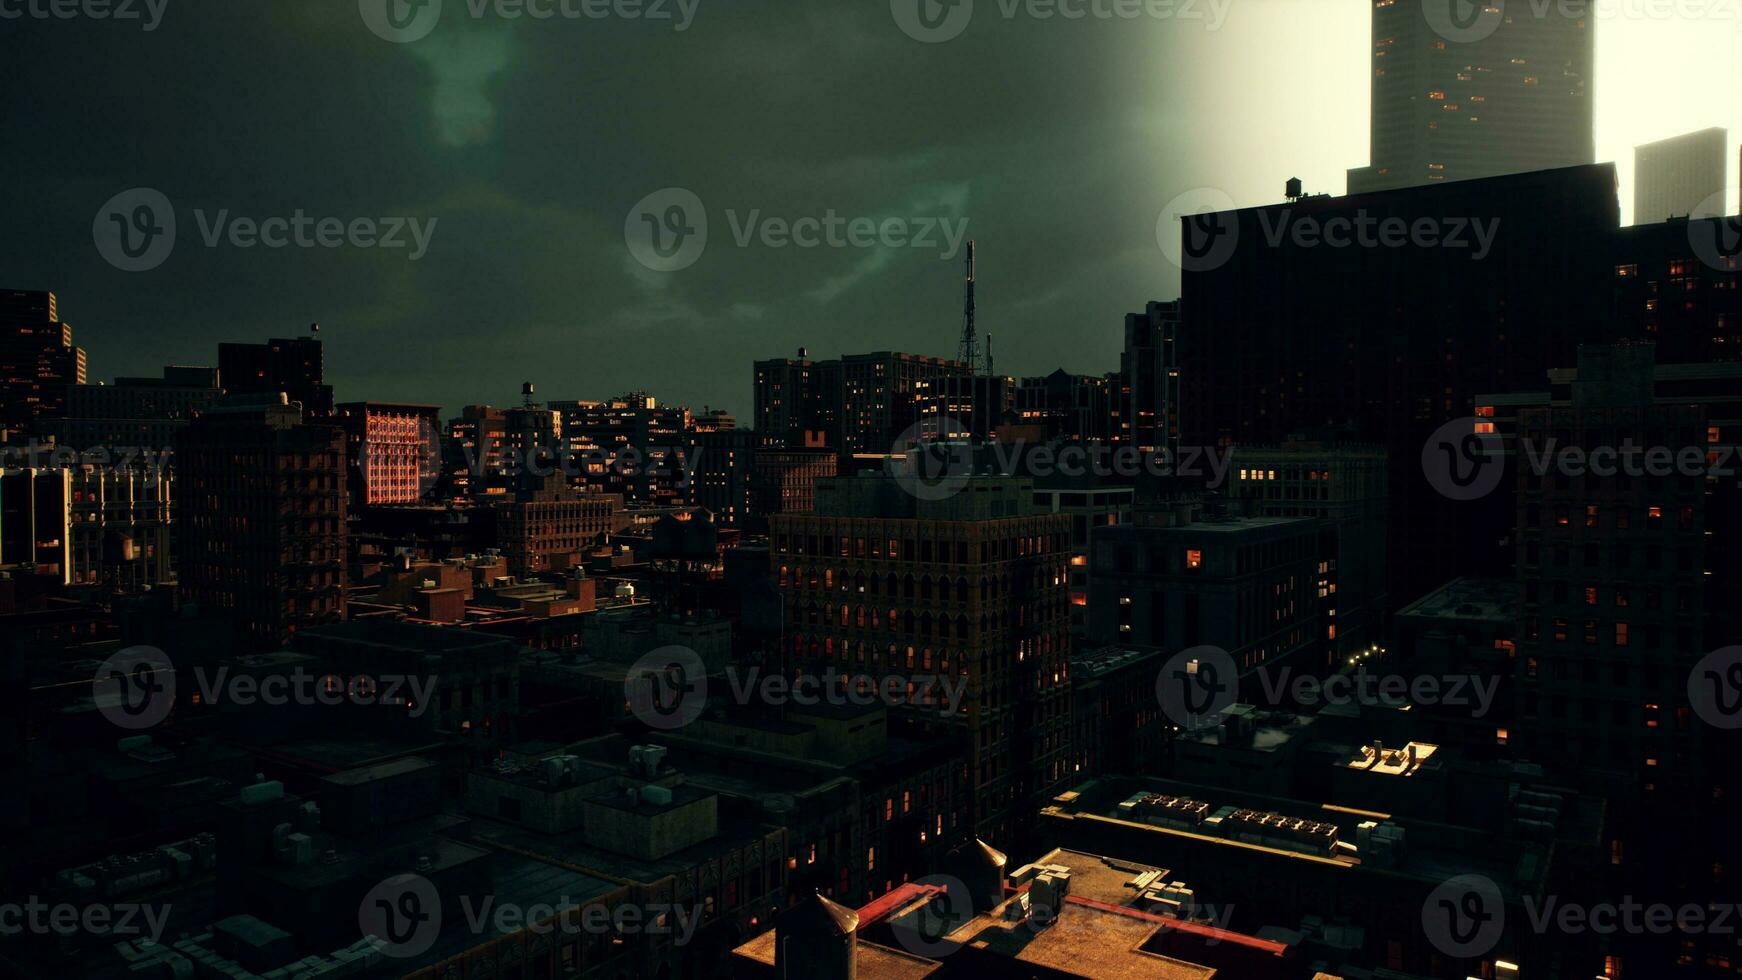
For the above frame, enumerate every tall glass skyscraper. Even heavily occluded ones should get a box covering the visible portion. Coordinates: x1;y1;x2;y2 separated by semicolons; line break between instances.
1348;2;1594;194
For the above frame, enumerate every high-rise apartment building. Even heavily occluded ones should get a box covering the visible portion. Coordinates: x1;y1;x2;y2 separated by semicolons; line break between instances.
0;290;87;437
771;475;1072;842
1633;127;1728;224
1348;3;1593;194
176;394;347;648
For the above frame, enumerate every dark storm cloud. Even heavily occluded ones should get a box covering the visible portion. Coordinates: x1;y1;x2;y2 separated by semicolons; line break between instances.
0;0;1223;417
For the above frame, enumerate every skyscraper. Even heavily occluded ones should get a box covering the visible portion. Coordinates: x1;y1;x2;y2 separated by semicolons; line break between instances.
177;394;347;648
1348;4;1593;194
1633;127;1728;224
0;289;87;438
1122;300;1181;456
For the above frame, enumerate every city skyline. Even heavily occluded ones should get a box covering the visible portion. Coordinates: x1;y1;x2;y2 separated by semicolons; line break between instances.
4;1;1739;420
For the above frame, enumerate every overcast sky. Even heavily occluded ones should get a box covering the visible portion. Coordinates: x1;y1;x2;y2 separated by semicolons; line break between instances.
3;0;1739;418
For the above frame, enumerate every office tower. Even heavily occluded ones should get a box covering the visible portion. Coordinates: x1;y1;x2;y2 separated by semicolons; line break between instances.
1180;163;1620;605
754;351;840;448
1634;127;1728;224
1122;300;1181;454
176;395;347;648
1228;444;1390;661
771;474;1072;842
1348;3;1593;194
217;335;334;419
837;352;964;457
0;289;87;437
335;402;443;508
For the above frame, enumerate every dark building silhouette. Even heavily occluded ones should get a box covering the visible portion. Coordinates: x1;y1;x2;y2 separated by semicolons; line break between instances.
218;335;334;419
1181;163;1622;604
754;350;839;448
1122;300;1181;455
0;289;86;438
1613;215;1742;364
176;395;347;648
1348;2;1593;194
1633;127;1728;224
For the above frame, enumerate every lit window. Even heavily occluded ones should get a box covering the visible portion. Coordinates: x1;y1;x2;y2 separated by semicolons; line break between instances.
1186;550;1203;570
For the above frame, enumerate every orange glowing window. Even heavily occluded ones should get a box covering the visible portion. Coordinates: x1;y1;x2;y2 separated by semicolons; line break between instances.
1186;550;1203;570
